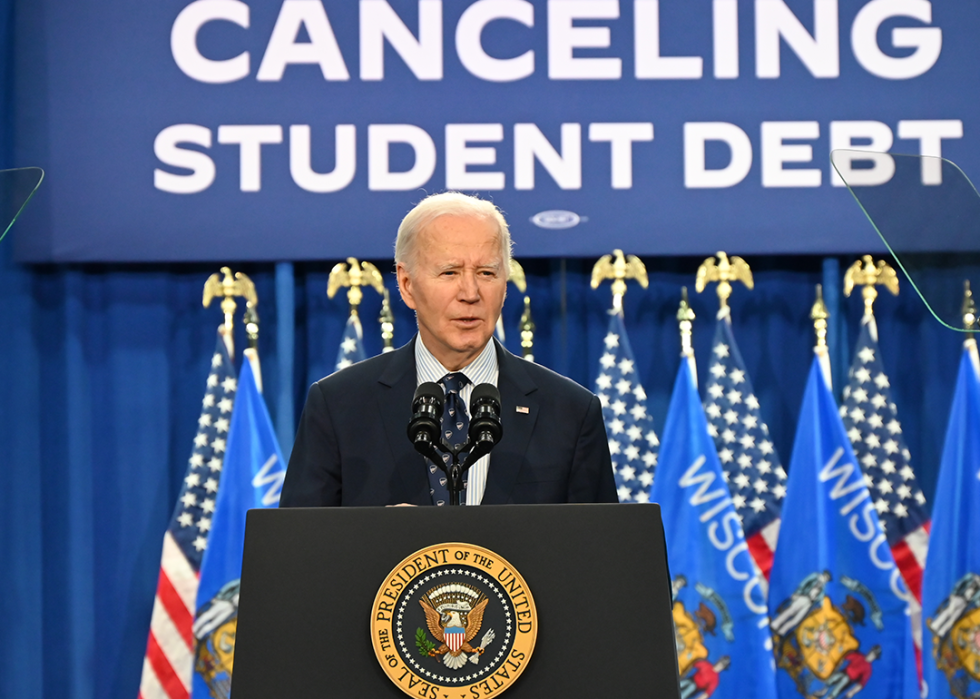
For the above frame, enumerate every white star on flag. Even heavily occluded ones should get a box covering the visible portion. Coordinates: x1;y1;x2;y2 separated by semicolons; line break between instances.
334;314;367;372
595;314;658;503
840;316;929;615
140;329;237;699
703;317;784;579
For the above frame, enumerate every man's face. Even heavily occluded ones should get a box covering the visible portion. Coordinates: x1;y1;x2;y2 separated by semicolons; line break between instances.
397;214;506;371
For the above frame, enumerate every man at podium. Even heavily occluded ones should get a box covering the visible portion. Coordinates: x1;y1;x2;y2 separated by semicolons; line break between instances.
280;192;617;507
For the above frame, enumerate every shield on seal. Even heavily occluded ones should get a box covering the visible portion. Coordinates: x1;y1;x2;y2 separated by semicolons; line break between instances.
672;602;709;676
951;607;980;680
445;627;465;654
797;597;859;680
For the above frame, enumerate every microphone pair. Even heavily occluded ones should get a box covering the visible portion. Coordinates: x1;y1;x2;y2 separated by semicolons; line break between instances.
407;382;503;471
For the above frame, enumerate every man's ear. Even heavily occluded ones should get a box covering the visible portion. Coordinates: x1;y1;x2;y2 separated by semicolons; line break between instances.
396;263;417;311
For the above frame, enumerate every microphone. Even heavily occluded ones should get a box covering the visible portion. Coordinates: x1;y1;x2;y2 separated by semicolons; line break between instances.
462;383;503;469
408;382;444;462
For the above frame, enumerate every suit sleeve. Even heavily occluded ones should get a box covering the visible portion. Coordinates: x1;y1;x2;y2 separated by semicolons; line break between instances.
279;382;342;507
566;394;619;503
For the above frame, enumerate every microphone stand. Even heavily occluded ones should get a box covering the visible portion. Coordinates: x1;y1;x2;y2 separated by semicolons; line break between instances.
411;434;481;506
408;383;502;507
441;438;478;507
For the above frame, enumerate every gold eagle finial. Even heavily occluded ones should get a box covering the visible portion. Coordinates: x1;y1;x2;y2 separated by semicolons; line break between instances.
327;257;386;316
695;252;753;313
843;255;899;318
590;249;648;313
508;259;527;293
202;267;258;356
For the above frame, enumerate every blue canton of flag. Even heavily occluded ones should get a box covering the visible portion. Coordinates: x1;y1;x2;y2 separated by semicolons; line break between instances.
769;358;918;699
840;318;929;609
335;314;366;372
594;312;659;503
651;360;777;699
173;333;237;568
191;358;286;699
704;316;786;579
921;339;980;699
139;330;237;699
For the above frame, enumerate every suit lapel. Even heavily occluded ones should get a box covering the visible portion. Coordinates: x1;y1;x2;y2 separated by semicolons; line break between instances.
482;343;538;504
377;338;431;505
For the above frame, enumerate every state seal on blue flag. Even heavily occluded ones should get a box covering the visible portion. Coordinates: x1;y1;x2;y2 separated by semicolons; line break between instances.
771;570;890;698
650;360;777;699
672;575;735;699
769;357;918;699
922;342;980;699
927;573;980;698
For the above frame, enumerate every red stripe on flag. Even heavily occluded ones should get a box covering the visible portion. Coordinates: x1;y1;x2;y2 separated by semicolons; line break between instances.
890;539;923;602
146;633;190;699
156;570;194;651
746;531;774;580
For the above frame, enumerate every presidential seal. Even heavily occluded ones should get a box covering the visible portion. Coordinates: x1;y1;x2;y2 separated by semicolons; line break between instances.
371;543;537;699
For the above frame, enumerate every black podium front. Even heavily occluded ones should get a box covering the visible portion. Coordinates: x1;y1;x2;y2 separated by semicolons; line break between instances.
232;503;679;698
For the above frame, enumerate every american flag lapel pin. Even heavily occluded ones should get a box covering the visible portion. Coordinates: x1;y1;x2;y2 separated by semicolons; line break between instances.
516;406;530;414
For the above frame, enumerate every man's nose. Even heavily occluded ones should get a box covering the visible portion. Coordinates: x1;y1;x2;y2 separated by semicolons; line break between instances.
457;271;480;302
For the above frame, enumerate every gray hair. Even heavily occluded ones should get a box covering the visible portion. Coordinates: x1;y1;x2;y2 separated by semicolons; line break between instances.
395;192;512;273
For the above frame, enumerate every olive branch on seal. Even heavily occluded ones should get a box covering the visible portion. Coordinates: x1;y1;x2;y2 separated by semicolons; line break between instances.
415;628;436;657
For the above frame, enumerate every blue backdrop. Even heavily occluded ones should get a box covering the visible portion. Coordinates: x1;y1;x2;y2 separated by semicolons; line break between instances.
13;0;980;261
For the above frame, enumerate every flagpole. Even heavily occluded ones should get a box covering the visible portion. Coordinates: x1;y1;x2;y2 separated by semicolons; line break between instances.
677;286;697;387
379;288;395;353
811;284;832;389
962;281;979;375
519;296;535;362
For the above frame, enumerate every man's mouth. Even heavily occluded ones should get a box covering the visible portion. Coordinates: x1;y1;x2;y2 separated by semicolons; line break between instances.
452;317;482;327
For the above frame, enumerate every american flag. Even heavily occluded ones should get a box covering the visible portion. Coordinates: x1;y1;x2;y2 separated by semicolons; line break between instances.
594;313;659;503
703;316;785;579
335;314;366;372
839;316;929;649
139;331;237;699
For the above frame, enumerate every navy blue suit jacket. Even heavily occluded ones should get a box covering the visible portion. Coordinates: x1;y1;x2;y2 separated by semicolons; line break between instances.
280;337;617;506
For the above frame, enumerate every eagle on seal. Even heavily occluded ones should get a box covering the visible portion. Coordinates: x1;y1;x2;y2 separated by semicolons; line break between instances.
420;584;493;669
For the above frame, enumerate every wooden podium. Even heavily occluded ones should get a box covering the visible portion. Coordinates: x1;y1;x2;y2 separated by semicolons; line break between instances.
231;503;680;698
